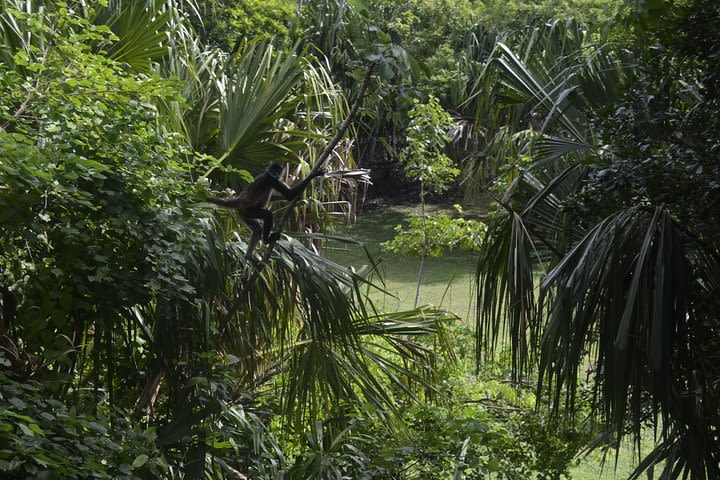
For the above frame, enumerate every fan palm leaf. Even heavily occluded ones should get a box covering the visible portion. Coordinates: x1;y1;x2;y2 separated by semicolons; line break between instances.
152;220;457;433
215;40;305;169
158;26;223;151
540;206;720;476
457;20;621;192
266;239;456;429
89;0;171;73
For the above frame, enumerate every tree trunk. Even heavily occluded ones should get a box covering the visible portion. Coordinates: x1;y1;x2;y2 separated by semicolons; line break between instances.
414;181;427;309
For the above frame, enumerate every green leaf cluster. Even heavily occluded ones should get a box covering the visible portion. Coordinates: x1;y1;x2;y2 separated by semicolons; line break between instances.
190;0;299;50
383;209;486;257
401;97;459;194
227;0;298;42
0;373;166;479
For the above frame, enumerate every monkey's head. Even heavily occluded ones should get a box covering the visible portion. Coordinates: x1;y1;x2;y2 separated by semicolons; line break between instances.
268;162;284;178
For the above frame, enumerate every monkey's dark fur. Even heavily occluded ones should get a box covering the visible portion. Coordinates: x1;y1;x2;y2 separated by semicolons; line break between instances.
208;162;325;259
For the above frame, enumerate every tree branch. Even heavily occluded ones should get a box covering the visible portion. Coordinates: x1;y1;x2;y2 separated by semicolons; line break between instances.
219;65;375;332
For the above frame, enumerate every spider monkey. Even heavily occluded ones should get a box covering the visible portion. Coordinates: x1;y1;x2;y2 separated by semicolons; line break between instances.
208;162;325;259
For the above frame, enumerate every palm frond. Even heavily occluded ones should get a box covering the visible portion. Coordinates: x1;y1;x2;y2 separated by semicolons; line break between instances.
91;0;171;73
217;40;304;169
531;135;593;167
190;231;457;431
157;26;223;151
476;211;538;379
627;426;720;480
539;206;720;477
495;41;587;142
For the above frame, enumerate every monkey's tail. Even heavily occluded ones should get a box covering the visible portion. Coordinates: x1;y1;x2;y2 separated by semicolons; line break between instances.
207;197;240;208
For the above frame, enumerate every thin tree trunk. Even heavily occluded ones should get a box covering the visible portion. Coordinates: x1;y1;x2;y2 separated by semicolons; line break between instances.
414;181;427;309
414;252;426;309
93;316;100;405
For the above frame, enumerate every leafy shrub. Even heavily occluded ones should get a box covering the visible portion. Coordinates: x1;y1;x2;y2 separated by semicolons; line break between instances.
0;3;210;372
227;0;298;42
383;206;486;256
0;373;167;479
283;324;590;479
191;0;299;49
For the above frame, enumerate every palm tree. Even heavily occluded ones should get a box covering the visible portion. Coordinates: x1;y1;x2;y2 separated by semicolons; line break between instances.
471;15;720;479
137;219;456;475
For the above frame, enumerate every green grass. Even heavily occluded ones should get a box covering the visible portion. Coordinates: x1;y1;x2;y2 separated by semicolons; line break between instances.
325;204;477;319
324;206;659;479
571;448;645;479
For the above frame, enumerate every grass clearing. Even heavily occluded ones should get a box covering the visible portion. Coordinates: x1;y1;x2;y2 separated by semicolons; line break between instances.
325;203;477;319
325;206;659;479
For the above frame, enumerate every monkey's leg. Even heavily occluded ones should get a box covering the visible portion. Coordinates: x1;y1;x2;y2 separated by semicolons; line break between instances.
259;209;277;243
246;207;277;243
244;219;263;259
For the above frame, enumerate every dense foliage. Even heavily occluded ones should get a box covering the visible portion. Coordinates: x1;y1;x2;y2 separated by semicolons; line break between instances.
191;0;298;50
1;0;717;478
0;373;167;478
0;2;458;477
474;1;720;477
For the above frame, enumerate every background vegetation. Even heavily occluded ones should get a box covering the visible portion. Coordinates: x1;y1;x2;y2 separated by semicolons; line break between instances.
1;0;717;478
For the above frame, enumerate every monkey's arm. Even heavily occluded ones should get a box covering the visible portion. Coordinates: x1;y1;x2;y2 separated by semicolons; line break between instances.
272;168;326;201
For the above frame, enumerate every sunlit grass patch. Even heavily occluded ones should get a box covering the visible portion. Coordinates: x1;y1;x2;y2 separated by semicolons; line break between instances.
325;204;477;320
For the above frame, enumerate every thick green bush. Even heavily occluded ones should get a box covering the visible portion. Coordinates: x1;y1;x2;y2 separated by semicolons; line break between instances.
0;373;167;479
